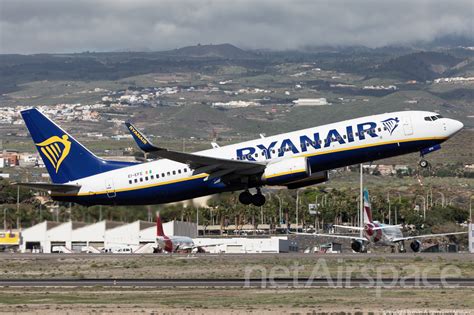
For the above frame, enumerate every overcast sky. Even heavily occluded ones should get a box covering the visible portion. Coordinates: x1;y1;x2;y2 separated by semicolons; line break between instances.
0;0;473;54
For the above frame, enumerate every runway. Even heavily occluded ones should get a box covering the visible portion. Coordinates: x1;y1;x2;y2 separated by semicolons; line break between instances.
1;278;473;288
3;252;473;260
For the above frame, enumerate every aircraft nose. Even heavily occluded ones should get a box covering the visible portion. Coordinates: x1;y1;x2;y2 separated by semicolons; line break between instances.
448;119;463;135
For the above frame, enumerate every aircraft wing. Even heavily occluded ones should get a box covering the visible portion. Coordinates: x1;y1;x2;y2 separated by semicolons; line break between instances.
391;231;467;242
333;224;395;231
193;243;224;248
125;122;266;176
14;182;81;194
294;232;368;241
333;225;364;231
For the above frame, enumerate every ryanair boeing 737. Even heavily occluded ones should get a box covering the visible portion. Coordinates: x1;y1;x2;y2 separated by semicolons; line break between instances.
17;109;463;206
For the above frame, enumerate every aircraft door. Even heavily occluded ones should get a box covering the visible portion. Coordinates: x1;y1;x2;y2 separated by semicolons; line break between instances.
402;116;413;136
105;179;116;198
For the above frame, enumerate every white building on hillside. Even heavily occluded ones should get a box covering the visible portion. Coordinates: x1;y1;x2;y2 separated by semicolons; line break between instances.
292;98;328;106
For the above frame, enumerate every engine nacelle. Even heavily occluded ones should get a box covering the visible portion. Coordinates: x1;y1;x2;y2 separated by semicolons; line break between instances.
410;240;422;252
262;157;309;186
351;240;366;253
286;171;328;189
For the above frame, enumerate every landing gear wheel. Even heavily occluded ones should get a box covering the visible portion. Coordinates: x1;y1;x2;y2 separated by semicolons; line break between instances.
399;242;406;253
239;190;252;205
251;193;266;207
419;159;429;168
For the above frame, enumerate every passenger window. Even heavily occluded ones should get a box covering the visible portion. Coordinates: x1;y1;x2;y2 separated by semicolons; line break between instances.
178;169;181;174
145;176;149;181
167;172;170;176
378;128;381;132
172;171;176;175
255;153;258;157
272;150;275;154
343;135;347;139
140;178;143;182
157;174;160;178
129;180;132;184
151;175;154;179
355;132;359;136
134;179;137;183
161;173;165;177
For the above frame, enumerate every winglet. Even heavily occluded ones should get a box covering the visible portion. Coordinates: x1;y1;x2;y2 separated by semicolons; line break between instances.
125;122;160;152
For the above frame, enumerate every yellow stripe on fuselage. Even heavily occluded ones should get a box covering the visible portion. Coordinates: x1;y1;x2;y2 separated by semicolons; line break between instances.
52;173;209;197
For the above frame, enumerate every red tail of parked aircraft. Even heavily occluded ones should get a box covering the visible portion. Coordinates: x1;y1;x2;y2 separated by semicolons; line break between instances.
156;212;165;237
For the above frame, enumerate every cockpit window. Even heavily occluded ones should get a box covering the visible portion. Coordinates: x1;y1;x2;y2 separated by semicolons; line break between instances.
424;116;432;121
436;114;443;119
431;116;438;121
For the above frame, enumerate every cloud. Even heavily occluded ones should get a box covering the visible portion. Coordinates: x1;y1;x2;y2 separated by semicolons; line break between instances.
0;0;473;54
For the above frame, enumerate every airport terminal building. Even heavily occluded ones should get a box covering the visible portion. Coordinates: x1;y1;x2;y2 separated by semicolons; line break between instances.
17;220;291;254
19;220;197;253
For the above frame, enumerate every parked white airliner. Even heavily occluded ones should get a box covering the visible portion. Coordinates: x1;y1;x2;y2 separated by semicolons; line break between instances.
17;109;463;206
297;189;467;252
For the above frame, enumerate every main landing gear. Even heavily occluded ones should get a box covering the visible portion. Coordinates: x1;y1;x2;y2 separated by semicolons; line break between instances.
239;189;266;206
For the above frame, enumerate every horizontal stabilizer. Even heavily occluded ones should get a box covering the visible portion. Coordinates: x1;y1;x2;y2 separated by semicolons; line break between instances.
14;182;81;194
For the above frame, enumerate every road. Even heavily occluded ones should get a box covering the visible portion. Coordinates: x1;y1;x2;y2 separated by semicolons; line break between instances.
1;278;473;288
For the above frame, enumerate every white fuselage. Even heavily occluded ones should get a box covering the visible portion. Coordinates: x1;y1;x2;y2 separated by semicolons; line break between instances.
53;110;463;205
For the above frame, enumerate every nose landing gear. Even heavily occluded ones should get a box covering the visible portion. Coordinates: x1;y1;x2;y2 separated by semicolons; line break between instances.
238;189;266;206
419;159;429;168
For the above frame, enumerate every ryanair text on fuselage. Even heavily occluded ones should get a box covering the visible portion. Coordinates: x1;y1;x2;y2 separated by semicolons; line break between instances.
237;121;379;161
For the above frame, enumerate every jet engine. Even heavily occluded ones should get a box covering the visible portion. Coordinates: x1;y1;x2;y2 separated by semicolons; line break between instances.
286;170;328;189
261;157;328;188
351;240;366;253
410;240;422;252
262;157;309;186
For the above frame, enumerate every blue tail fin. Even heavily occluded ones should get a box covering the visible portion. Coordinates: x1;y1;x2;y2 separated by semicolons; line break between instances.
21;108;136;184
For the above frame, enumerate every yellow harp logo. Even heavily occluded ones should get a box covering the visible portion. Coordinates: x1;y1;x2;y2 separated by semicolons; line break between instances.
36;135;71;173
